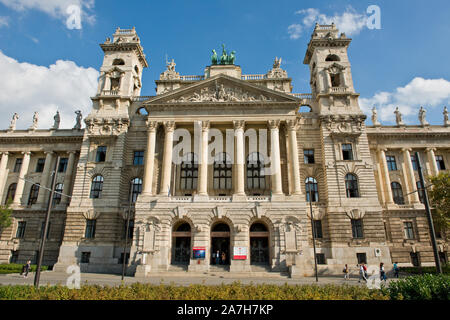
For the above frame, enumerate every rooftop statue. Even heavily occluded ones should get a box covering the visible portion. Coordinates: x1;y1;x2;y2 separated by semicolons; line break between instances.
273;57;282;69
53;111;60;130
29;112;38;130
74;110;82;130
394;107;404;126
418;106;429;126
9;113;19;131
211;50;218;65
211;44;236;65
444;107;449;126
371;107;380;126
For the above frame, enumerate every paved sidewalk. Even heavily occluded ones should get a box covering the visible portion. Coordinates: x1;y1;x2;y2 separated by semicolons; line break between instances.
0;271;396;287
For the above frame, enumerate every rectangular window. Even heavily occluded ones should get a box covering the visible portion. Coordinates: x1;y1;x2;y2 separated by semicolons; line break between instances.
133;151;145;166
410;155;418;171
313;220;323;239
96;146;107;162
10;250;19;264
81;252;91;263
386;155;397;171
416;181;425;204
403;222;415;240
35;158;45;172
123;220;134;240
304;149;315;164
40;221;51;239
58;158;68;173
85;219;96;239
356;253;367;264
342;144;353;161
16;221;26;239
351;219;364;239
316;253;326;265
410;252;420;267
436;155;446;171
118;253;130;265
439;252;447;266
13;158;22;173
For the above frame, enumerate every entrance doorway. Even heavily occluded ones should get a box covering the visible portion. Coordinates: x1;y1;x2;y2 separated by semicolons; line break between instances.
172;222;191;265
250;222;269;265
210;223;230;265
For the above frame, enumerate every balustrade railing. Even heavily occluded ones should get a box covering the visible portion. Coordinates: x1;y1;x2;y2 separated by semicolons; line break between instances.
180;75;205;81
241;74;267;80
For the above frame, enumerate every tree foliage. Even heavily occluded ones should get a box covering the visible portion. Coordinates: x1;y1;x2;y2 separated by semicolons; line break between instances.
428;173;450;237
0;199;12;230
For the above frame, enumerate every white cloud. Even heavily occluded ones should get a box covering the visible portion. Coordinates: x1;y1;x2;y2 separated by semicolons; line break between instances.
360;77;450;123
289;6;368;39
0;0;95;28
0;16;9;28
0;50;99;130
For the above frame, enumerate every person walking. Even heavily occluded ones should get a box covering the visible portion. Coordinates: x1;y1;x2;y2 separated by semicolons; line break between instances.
393;262;399;278
23;260;31;278
380;262;387;282
363;263;368;280
343;264;349;280
358;264;366;283
221;252;226;265
215;250;220;265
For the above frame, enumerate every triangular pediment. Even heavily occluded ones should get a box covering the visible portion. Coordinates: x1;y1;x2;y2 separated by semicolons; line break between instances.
142;74;299;104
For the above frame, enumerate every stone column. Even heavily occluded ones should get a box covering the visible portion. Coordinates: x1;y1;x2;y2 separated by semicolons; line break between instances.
0;152;9;199
399;148;412;204
61;151;77;205
378;148;393;205
198;121;210;196
268;120;283;196
233;120;246;196
286;119;302;196
142;121;158;195
402;148;420;204
160;121;175;196
13;152;31;205
37;151;55;205
426;148;439;176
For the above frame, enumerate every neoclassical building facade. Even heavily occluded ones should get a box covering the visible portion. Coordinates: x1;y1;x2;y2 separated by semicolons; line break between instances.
0;25;448;277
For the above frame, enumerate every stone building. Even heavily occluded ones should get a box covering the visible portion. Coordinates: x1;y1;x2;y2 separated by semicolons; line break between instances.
0;25;448;277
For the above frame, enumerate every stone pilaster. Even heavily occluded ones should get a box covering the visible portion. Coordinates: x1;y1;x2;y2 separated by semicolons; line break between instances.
142;121;158;195
36;151;55;206
286;119;302;196
159;121;175;196
268;120;283;197
378;148;393;205
402;148;420;204
0;152;9;199
13;152;31;206
61;151;77;205
233;120;246;198
426;148;439;176
197;121;210;196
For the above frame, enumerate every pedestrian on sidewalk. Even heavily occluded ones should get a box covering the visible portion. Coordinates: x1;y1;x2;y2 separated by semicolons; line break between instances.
343;264;349;280
23;260;31;278
221;252;226;265
380;262;387;282
358;264;367;283
363;263;368;280
393;262;399;278
215;250;220;265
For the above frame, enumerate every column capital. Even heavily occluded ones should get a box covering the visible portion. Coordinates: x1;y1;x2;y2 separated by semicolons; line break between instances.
233;120;245;130
67;150;78;155
286;119;299;131
21;151;32;156
377;147;388;153
163;121;175;133
268;119;281;130
44;151;55;155
426;147;436;153
146;120;159;132
401;147;412;153
201;120;210;132
0;152;9;156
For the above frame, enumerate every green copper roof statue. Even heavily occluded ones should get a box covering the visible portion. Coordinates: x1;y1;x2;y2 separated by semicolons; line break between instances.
211;44;236;65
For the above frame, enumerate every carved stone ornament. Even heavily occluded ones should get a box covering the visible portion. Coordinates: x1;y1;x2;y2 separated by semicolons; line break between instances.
345;208;366;220
84;117;130;136
325;62;346;74
82;209;101;220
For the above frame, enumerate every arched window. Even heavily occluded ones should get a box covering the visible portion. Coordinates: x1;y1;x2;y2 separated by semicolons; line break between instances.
214;153;232;190
174;222;191;232
52;183;64;205
180;153;198;190
345;174;359;198
247;152;265;190
28;184;40;205
90;176;104;199
137;107;148;116
130;178;143;203
391;182;405;205
134;65;139;74
112;58;125;66
5;183;17;204
299;105;312;113
305;177;319;202
325;54;340;62
250;223;268;232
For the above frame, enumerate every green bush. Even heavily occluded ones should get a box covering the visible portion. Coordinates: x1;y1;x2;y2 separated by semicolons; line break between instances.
0;282;388;300
384;274;450;300
399;265;450;275
0;264;48;274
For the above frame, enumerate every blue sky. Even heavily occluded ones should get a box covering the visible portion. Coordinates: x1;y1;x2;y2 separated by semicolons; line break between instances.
1;0;450;129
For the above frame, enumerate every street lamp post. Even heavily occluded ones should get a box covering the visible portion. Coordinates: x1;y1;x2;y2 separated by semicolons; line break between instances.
415;152;443;274
34;156;60;287
308;179;319;282
121;179;134;281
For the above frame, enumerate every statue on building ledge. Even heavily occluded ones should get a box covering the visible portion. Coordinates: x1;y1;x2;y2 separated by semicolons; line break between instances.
52;111;60;130
418;106;429;126
29;112;38;130
266;57;288;79
394;107;405;126
8;113;19;131
160;58;180;80
74;110;82;130
211;44;236;65
443;107;449;127
371;107;381;126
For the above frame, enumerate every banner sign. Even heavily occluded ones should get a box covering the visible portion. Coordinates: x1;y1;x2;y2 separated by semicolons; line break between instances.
233;246;247;260
193;247;206;259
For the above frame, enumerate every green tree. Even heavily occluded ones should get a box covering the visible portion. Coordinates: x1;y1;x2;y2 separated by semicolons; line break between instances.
0;199;13;230
428;173;450;238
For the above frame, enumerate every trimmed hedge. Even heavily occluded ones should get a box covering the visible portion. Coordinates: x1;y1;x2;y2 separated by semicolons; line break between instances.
0;264;48;274
399;265;450;275
384;274;450;300
0;283;388;300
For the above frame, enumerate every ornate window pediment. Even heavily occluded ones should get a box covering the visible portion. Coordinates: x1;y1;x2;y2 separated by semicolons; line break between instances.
325;62;346;74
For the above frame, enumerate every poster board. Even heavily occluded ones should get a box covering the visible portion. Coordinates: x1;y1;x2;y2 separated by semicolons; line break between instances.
193;247;206;259
233;246;248;260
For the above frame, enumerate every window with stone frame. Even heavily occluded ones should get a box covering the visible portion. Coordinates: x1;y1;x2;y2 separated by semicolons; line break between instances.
95;146;107;163
81;252;91;263
10;250;19;264
330;73;341;87
305;177;319;202
130;178;142;203
345;173;359;198
391;182;405;205
90;175;104;199
304;149;315;164
386;155;397;171
85;219;96;239
416;181;425;204
27;184;40;205
316;253;326;265
436;155;446;171
213;152;232;190
313;220;323;239
123;219;134;240
180;153;198;191
410;154;418;171
356;253;367;264
133;151;145;166
410;252;420;267
40;221;51;239
246;152;265;190
13;158;22;173
16;221;26;239
403;221;415;240
5;183;17;204
35;158;45;172
342;144;353;161
351;219;364;239
118;252;130;264
58;158;68;173
52;183;64;205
